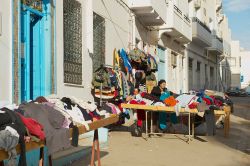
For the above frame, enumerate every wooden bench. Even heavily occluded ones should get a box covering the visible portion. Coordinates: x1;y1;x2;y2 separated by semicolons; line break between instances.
0;114;119;166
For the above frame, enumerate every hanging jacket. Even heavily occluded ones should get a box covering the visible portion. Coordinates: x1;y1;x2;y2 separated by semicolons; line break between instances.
147;54;158;72
113;48;120;67
119;48;132;73
92;69;111;88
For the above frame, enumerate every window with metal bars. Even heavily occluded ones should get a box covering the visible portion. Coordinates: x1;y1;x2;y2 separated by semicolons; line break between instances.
197;61;201;72
188;58;193;70
171;51;177;68
63;0;82;85
93;12;105;72
210;67;214;77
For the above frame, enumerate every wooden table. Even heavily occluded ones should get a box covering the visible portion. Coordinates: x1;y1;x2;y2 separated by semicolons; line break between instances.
0;114;119;166
121;104;230;142
121;104;197;142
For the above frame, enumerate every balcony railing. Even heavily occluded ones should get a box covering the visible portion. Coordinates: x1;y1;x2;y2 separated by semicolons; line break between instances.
174;5;182;15
184;15;190;23
192;17;211;33
215;35;223;43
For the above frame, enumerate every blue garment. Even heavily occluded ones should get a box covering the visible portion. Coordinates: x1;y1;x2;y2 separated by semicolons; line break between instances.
159;91;171;130
119;49;132;73
197;96;203;103
170;113;178;124
121;71;129;98
160;92;170;101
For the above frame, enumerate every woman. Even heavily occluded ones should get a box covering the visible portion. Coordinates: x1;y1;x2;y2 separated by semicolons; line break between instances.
151;80;168;98
151;80;172;132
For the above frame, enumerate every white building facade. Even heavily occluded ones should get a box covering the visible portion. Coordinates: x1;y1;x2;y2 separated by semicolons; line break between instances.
185;0;224;92
240;50;250;88
229;41;242;89
0;0;237;103
218;15;232;91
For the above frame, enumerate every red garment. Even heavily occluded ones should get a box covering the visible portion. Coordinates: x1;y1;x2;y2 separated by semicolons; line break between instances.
129;100;146;127
202;97;212;105
89;112;101;120
210;96;223;107
118;103;123;112
18;113;45;140
188;102;198;109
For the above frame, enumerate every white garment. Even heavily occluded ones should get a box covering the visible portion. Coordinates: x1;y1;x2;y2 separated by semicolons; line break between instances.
176;94;196;107
70;96;97;111
45;99;72;120
65;106;90;130
99;110;110;118
5;126;19;139
153;102;165;106
175;94;196;116
135;94;143;101
141;98;153;105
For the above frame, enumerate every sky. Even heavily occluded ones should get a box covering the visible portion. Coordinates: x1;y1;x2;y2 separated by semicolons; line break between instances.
223;0;250;51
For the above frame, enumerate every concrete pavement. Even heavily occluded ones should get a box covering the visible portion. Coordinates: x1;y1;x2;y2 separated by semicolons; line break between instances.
71;97;250;166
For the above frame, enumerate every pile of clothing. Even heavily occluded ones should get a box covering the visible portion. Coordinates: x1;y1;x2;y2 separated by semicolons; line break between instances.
0;95;122;165
126;89;232;137
0;103;46;166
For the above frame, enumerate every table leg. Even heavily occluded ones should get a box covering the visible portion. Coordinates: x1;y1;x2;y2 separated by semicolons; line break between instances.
188;112;191;143
48;155;53;166
192;114;195;139
91;129;101;166
146;111;148;138
150;111;153;135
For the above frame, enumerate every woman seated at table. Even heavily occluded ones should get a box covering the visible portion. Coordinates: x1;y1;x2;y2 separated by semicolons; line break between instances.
151;79;173;133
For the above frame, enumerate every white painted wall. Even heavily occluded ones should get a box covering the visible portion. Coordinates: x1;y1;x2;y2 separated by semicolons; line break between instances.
0;0;12;103
240;51;250;88
55;0;94;101
93;0;130;65
230;41;241;88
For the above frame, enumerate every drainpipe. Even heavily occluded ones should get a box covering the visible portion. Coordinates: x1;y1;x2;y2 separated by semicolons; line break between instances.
127;10;135;50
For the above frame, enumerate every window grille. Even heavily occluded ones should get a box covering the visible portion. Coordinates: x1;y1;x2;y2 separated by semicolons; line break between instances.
63;0;82;85
93;12;105;72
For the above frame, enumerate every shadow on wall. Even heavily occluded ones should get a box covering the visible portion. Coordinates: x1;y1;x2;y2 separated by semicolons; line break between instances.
88;49;96;100
220;56;232;92
135;18;159;46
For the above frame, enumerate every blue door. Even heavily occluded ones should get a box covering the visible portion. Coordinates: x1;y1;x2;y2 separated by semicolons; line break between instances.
20;2;52;102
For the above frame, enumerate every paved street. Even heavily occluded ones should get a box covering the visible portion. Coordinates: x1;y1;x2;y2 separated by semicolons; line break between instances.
72;96;250;166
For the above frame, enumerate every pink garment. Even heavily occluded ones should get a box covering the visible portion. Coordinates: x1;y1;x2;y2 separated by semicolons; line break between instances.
106;103;117;114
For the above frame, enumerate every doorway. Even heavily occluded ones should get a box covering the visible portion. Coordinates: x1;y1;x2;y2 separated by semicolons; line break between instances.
20;2;52;101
